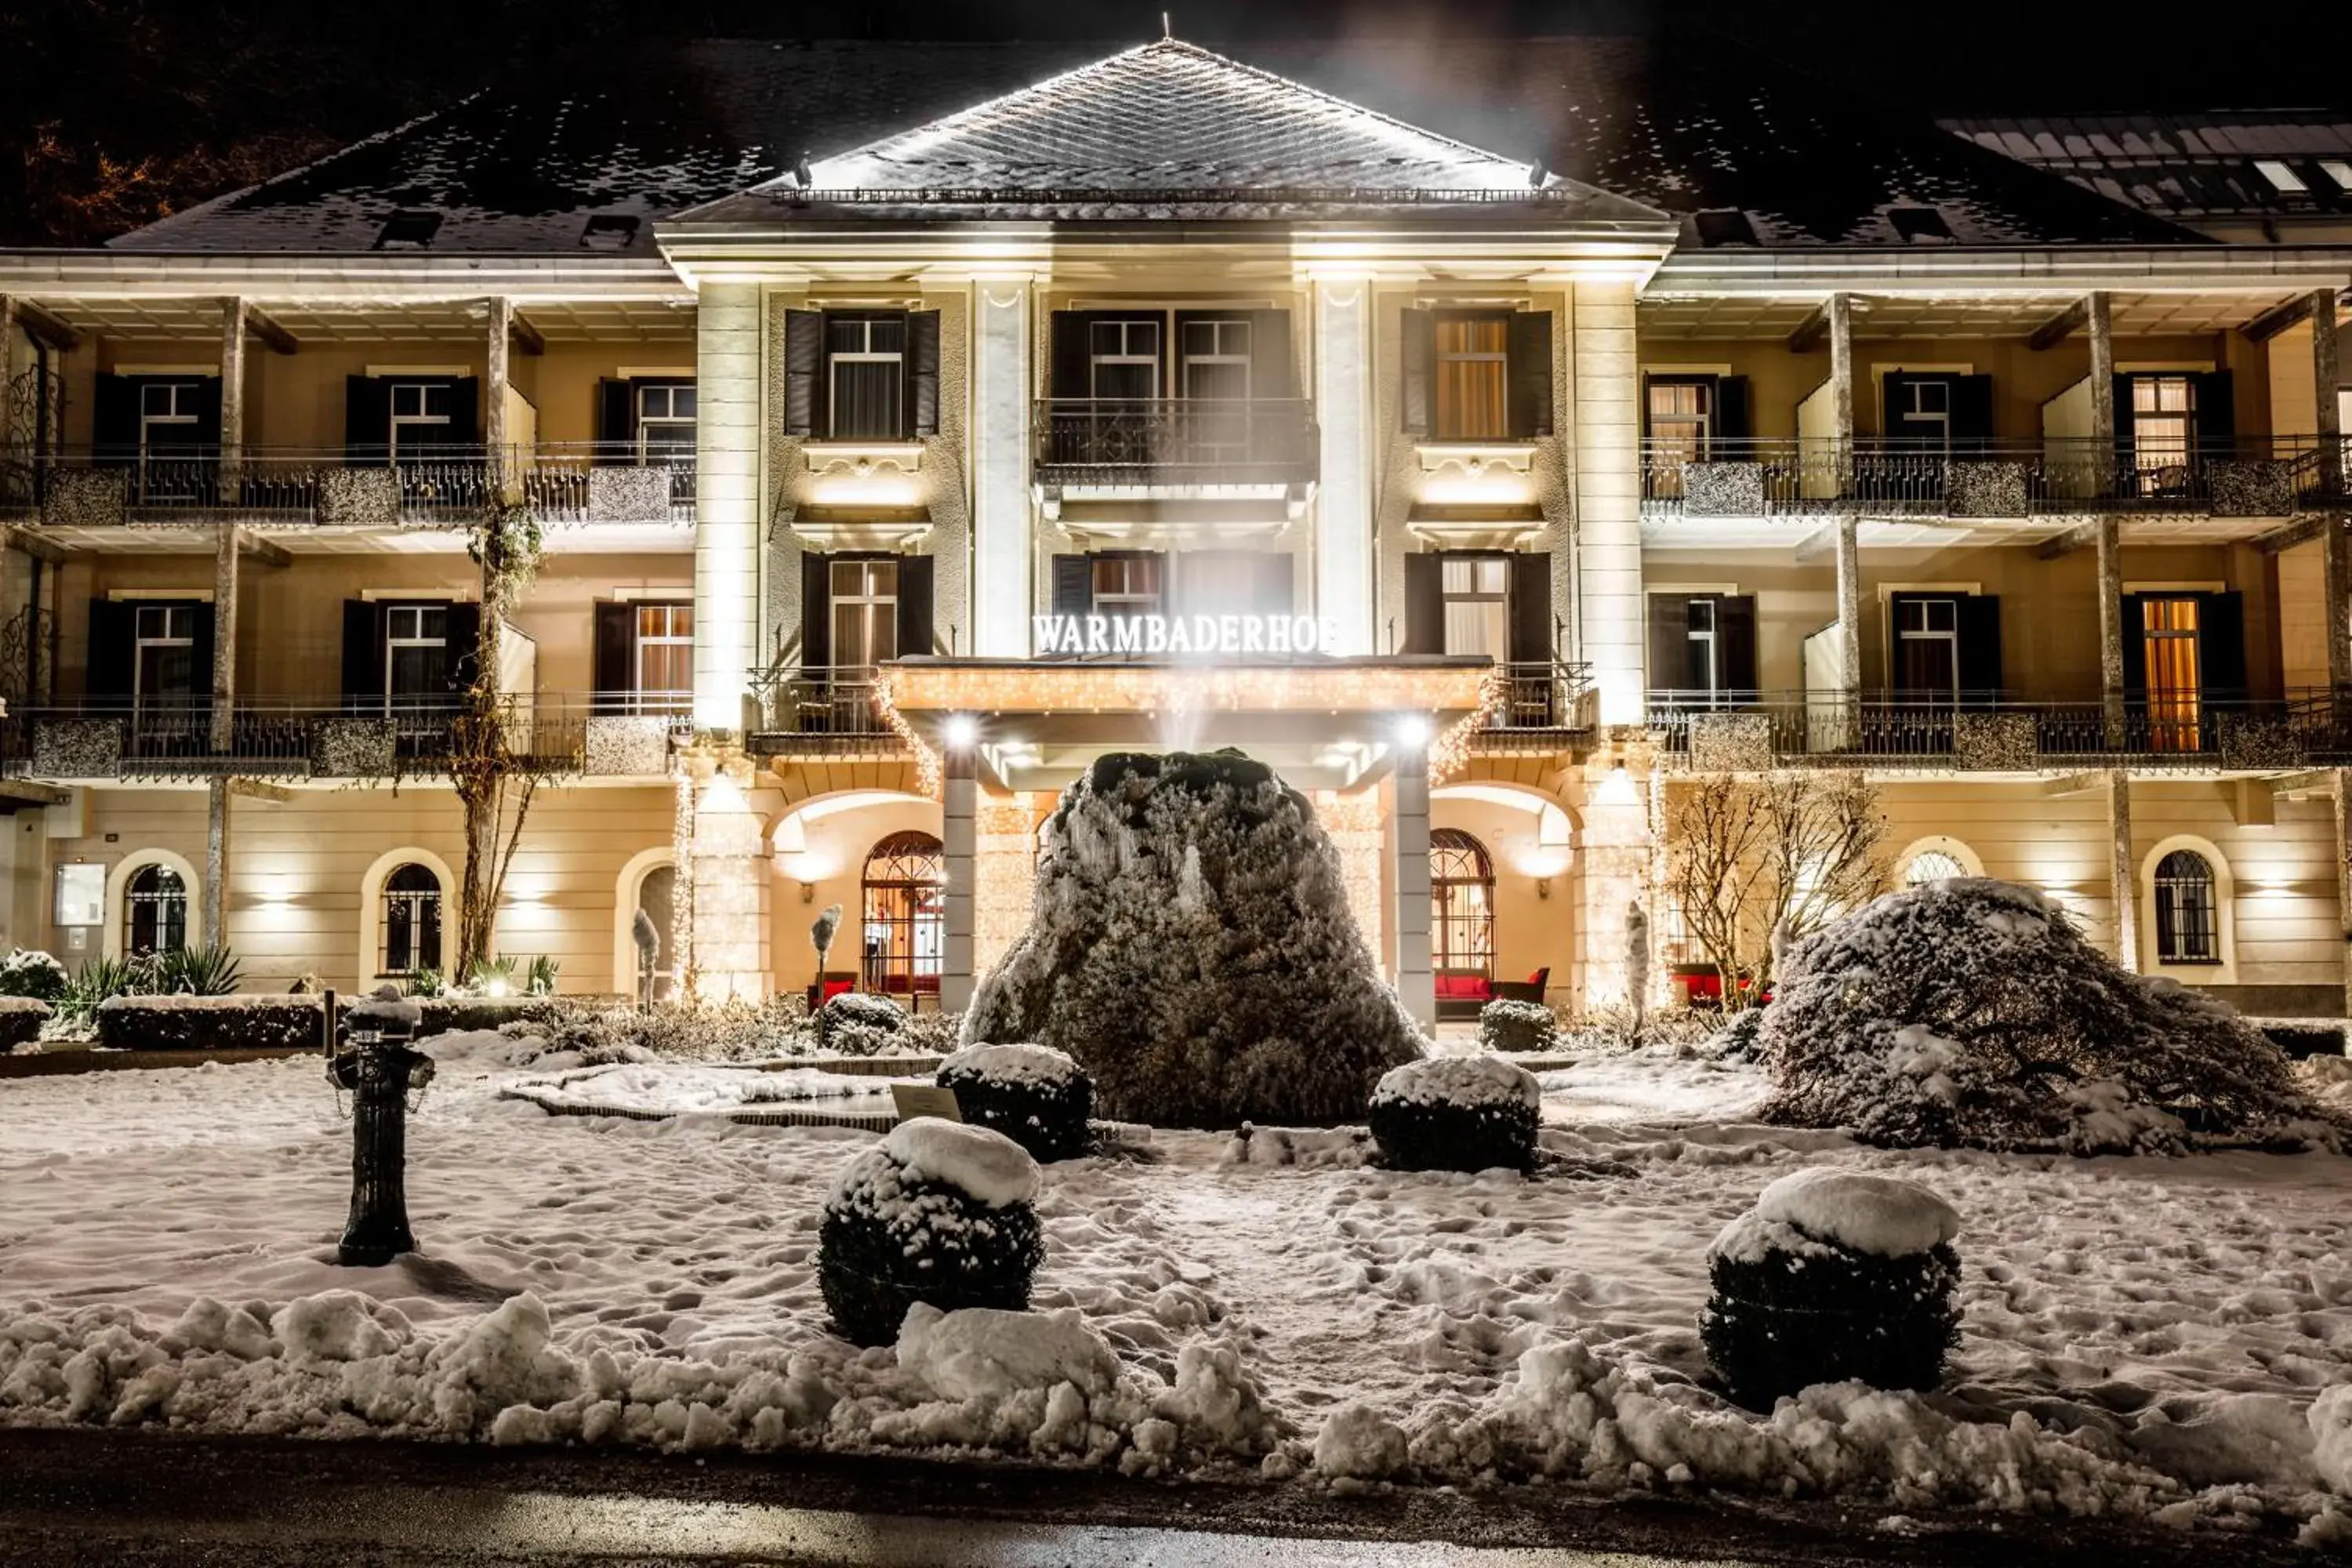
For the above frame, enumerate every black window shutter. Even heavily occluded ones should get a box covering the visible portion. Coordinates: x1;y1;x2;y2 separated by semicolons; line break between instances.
1254;553;1294;616
445;378;481;447
1647;594;1690;696
1953;375;1995;452
1401;553;1444;654
2193;370;2236;456
2198;590;2247;698
1051;554;1093;620
2119;593;2147;695
93;374;137;463
783;310;823;437
187;601;216;702
592;601;635;710
1881;371;1918;441
1506;552;1552;666
192;377;225;452
1958;593;2004;702
85;599;133;702
1714;376;1752;444
1506;311;1554;437
443;602;482;695
596;379;635;463
345;376;392;465
1247;310;1294;400
1049;313;1093;401
1400;310;1433;434
906;310;942;437
1718;595;1759;696
895;556;935;656
2111;375;2138;472
800;554;832;671
341;600;386;706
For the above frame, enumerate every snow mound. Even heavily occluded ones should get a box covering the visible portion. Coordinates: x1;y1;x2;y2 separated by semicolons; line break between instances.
938;1042;1084;1087
270;1290;409;1367
1315;1400;1408;1479
880;1119;1040;1209
1724;1167;1960;1261
896;1304;1120;1403
1373;1055;1540;1111
963;750;1424;1127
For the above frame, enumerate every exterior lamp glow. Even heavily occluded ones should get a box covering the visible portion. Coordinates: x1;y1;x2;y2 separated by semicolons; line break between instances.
942;713;978;750
1594;760;1640;808
1394;713;1432;750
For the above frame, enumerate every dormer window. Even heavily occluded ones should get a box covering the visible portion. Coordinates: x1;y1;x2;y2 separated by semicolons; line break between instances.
1889;206;1954;243
1692;209;1759;247
374;210;443;250
579;214;641;249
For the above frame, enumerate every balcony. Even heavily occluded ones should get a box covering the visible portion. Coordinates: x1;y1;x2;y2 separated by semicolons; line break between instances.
747;667;905;759
1649;690;2352;772
0;445;695;532
1473;661;1598;748
1639;437;2350;526
1031;398;1319;488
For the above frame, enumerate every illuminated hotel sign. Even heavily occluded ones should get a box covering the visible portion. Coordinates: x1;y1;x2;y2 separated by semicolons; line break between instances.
1031;614;1345;657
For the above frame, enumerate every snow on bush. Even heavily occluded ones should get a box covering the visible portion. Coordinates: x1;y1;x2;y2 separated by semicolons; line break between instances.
1367;1057;1541;1174
818;1120;1045;1347
815;991;911;1057
95;994;325;1052
0;949;67;1003
0;995;49;1051
1701;1168;1962;1410
1477;998;1557;1054
964;750;1423;1127
938;1043;1094;1162
1758;877;2331;1152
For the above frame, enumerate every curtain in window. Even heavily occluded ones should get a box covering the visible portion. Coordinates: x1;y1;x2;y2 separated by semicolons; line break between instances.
2141;597;2201;752
1434;318;1508;440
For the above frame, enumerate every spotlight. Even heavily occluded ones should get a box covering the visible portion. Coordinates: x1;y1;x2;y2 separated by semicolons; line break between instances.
942;713;978;750
1594;759;1640;808
1394;713;1432;750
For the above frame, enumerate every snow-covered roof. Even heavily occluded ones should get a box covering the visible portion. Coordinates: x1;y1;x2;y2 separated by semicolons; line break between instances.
105;33;2198;256
1940;112;2352;221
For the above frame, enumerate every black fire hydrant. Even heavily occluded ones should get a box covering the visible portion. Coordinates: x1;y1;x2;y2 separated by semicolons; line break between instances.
330;985;433;1268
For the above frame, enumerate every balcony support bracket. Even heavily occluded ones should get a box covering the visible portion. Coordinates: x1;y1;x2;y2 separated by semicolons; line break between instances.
227;778;295;805
2035;521;2100;560
2026;298;2089;352
245;307;299;355
238;533;293;568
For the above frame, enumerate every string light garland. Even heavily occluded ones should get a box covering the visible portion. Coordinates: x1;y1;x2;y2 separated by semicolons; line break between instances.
870;670;942;799
1427;665;1504;785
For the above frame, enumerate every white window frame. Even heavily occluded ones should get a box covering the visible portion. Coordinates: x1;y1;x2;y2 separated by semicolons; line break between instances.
1091;556;1163;618
826;318;906;439
1685;596;1720;697
1178;318;1251;400
1089;319;1162;401
1439;554;1510;660
633;601;693;714
829;559;898;673
635;382;696;463
1895;595;1962;701
383;603;449;711
1433;310;1512;441
1646;376;1713;459
1897;377;1952;452
2139;834;2238;983
387;380;452;462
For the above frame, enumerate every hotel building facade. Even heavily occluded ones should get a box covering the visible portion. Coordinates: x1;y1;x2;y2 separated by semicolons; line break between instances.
1;34;2347;1022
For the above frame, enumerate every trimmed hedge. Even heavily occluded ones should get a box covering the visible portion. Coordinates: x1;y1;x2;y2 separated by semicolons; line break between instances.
414;995;565;1036
815;991;911;1056
818;1148;1044;1347
2258;1022;2347;1060
1370;1096;1541;1174
1700;1241;1962;1410
1478;998;1558;1054
937;1045;1094;1162
0;997;50;1050
96;995;326;1052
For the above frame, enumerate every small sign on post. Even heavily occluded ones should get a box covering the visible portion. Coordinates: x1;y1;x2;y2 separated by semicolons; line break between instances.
889;1083;963;1125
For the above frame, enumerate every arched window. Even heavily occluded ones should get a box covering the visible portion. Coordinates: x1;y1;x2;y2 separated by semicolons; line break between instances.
380;862;444;977
2154;850;2220;964
1431;828;1496;982
1904;850;1968;885
633;863;676;1003
862;830;944;1000
123;863;187;957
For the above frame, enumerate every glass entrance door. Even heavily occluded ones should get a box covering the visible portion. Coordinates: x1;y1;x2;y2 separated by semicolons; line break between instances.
2141;597;2202;752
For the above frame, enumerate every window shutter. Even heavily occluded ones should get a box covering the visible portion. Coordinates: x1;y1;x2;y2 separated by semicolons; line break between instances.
2193;370;2236;456
1881;371;1918;441
1051;554;1093;621
1646;594;1689;697
593;601;635;710
187;601;216;704
2119;593;2147;695
1399;309;1433;434
1247;310;1294;400
1713;376;1751;444
1506;552;1552;666
1048;312;1093;401
1953;375;1995;452
192;377;225;452
895;556;935;656
1254;553;1294;616
93;374;137;463
2111;374;2138;473
800;553;831;671
595;379;635;464
783;310;823;437
84;599;133;702
2198;590;2247;698
344;376;392;465
341;600;386;706
906;310;942;437
1958;593;2004;702
1506;311;1554;437
443;378;481;448
1401;553;1444;654
443;602;482;695
1718;594;1759;695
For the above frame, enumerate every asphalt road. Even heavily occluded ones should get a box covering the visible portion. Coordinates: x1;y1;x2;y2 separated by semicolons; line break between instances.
0;1430;2317;1568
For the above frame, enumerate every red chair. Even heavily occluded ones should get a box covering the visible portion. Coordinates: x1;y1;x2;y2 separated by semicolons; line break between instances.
1493;967;1550;1004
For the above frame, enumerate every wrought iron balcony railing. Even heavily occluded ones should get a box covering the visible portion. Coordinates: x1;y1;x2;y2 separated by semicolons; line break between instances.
748;667;901;753
1639;436;2350;521
1031;398;1319;485
1481;661;1597;735
0;444;695;528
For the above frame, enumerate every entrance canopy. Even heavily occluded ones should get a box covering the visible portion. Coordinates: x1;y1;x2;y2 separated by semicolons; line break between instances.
879;656;1492;791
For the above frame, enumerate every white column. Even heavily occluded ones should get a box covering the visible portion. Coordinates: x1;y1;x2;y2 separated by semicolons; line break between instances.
694;284;762;732
218;298;247;491
971;279;1034;658
1392;739;1433;1029
2108;770;2137;972
1313;277;1375;654
1572;281;1643;724
941;744;977;1014
2313;291;2349;695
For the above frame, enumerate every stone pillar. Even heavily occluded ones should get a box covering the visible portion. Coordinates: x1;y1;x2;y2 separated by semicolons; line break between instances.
1392;737;1433;1029
484;296;513;503
2086;291;2115;476
1578;756;1651;1014
974;792;1039;982
694;285;763;732
1828;292;1855;494
205;521;239;944
2107;769;2137;972
1312;276;1374;655
2336;768;2352;1018
684;760;769;1004
2314;291;2350;699
1834;516;1861;696
1572;281;1644;724
2096;515;2127;747
941;741;977;1014
971;279;1034;658
218;298;246;492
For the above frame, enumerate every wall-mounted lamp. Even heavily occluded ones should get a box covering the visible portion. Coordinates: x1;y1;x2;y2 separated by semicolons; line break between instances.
1536;877;1551;901
1593;759;1640;808
943;713;978;750
1394;713;1432;750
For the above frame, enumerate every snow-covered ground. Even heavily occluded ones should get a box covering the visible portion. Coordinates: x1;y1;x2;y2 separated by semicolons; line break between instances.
5;1036;2352;1544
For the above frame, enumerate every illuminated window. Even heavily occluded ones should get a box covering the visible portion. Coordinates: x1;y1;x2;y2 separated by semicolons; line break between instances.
2154;850;2220;964
826;316;906;439
1431;828;1496;982
1904;850;1968;885
2253;159;2308;193
829;560;898;673
1093;555;1164;618
634;603;693;716
380;863;443;977
634;382;696;463
2131;375;2195;481
1646;378;1712;464
123;863;187;957
1440;556;1509;659
862;831;944;999
1433;312;1510;439
2140;597;2202;753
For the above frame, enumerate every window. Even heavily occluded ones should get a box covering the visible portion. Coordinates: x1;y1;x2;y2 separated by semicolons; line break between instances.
1691;209;1759;248
123;863;187;957
2130;375;2195;481
1894;597;1961;699
826;316;906;439
1178;318;1250;400
1430;829;1495;982
380;862;443;977
1646;379;1712;465
862;830;944;999
1433;312;1510;439
2321;160;2352;192
137;381;202;456
635;383;696;463
1090;319;1162;401
384;604;450;711
2154;849;2220;964
1893;378;1951;452
1440;556;1509;659
56;863;104;928
2141;596;2202;752
829;560;898;673
1682;597;1720;696
1889;206;1954;242
579;214;641;249
2253;159;2309;194
387;382;453;460
374;211;442;250
634;603;693;715
1904;850;1968;885
1092;555;1164;619
132;604;199;715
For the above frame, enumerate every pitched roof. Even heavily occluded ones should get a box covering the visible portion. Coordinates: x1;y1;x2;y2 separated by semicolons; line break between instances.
1940;112;2352;220
107;31;2197;255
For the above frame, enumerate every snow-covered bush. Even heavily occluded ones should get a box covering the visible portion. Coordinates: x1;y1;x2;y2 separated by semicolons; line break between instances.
0;996;49;1050
1477;998;1557;1054
1367;1057;1541;1174
95;994;325;1052
818;1120;1046;1347
964;750;1423;1127
1759;877;2328;1151
938;1043;1094;1162
1707;1005;1767;1062
0;948;67;1002
815;991;910;1057
1700;1168;1962;1410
